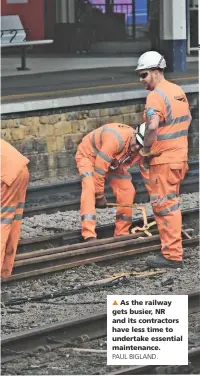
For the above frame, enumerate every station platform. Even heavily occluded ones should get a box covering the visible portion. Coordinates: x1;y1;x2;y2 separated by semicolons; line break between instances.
1;54;198;114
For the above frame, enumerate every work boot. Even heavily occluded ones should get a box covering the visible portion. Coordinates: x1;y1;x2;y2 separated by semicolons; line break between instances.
146;254;183;269
84;237;97;242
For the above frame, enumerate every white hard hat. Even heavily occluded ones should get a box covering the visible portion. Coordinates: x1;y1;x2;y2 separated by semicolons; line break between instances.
136;122;146;146
135;51;166;71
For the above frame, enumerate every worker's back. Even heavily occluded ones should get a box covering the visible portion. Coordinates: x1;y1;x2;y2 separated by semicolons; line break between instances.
145;79;190;164
1;139;29;186
78;123;134;161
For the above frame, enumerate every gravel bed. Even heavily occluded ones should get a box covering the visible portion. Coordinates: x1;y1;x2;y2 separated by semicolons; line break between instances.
21;192;199;239
2;313;200;375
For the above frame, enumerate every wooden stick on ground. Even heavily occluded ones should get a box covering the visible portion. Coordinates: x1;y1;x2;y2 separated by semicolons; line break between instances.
72;348;107;353
181;229;192;239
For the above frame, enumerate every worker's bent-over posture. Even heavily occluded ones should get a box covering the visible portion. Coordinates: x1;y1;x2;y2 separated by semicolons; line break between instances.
135;51;192;269
1;139;29;278
75;123;149;241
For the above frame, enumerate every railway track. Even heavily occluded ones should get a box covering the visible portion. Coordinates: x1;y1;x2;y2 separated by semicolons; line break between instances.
7;236;199;282
1;290;200;365
24;160;199;216
18;207;199;253
2;207;198;283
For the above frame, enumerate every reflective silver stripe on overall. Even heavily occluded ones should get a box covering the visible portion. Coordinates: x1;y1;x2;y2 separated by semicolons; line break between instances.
1;206;16;213
81;214;96;221
94;167;106;176
1;202;25;212
81;172;93;180
157;129;188;141
159;115;190;126
14;214;23;220
92;133;99;155
150;192;177;204
0;218;13;224
98;151;113;163
153;203;180;216
92;125;124;156
154;88;189;129
116;214;132;222
0;215;24;223
100;126;124;153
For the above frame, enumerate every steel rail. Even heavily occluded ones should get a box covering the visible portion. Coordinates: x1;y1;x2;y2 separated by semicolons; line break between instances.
26;161;198;200
16;226;195;263
1;312;107;364
1;290;200;364
109;347;200;375
3;235;199;283
18;206;199;254
24;161;199;216
24;177;199;216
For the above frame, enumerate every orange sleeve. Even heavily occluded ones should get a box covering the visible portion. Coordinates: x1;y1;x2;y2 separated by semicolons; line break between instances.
93;138;119;195
145;91;165;123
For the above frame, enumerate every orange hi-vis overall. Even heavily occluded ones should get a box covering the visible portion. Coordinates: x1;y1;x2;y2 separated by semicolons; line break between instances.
1;139;29;278
144;78;191;261
75;123;150;240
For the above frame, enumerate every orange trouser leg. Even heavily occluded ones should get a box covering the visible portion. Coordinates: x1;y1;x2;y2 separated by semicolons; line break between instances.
149;162;188;261
108;172;135;236
75;152;96;240
1;166;29;278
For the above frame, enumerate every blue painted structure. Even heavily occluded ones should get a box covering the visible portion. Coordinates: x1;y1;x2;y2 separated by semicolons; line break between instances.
91;0;148;25
128;0;147;25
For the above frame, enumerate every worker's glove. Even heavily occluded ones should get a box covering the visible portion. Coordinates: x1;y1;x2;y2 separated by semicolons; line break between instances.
95;194;107;209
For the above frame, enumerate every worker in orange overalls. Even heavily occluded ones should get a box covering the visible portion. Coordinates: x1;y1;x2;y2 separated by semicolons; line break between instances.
135;51;192;269
75;122;150;241
1;139;30;278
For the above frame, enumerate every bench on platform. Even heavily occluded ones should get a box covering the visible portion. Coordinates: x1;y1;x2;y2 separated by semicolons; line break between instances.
1;15;53;70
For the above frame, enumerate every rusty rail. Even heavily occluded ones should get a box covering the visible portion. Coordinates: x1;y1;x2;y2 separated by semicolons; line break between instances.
109;346;200;375
18;207;199;254
2;235;199;283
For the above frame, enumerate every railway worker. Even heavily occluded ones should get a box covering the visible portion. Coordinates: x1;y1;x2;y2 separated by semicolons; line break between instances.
135;51;192;269
75;122;151;241
1;139;30;278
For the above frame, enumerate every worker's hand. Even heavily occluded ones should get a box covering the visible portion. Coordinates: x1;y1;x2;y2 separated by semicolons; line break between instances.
139;148;151;157
95;195;107;209
140;148;161;158
141;151;162;168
